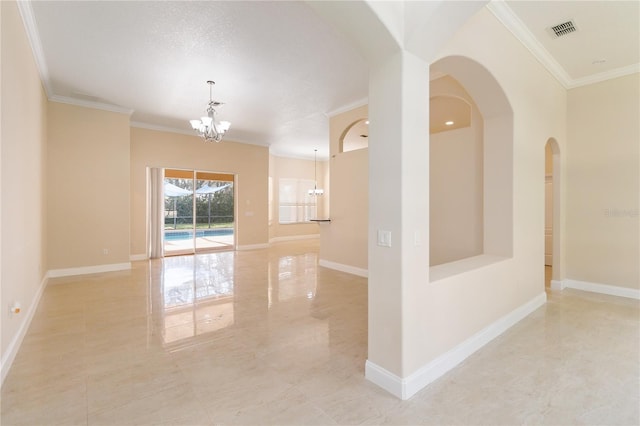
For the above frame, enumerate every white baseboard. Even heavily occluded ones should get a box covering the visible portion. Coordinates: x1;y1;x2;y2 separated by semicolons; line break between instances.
269;234;319;244
561;279;640;300
130;253;148;261
47;262;131;279
1;274;48;386
366;292;547;400
550;279;564;291
236;243;269;251
318;259;368;278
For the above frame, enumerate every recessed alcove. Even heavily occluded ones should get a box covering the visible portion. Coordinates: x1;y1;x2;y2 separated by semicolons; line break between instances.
429;56;514;279
340;118;369;153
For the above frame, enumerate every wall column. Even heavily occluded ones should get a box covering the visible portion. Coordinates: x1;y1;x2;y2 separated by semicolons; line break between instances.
366;50;430;387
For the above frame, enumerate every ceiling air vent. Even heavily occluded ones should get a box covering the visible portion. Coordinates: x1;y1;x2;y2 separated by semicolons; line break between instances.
549;20;577;38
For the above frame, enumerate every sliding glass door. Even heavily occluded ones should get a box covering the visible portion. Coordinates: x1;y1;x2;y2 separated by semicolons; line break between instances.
194;172;234;251
164;169;235;256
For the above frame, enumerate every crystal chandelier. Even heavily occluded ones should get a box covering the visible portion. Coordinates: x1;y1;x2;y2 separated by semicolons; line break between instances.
189;80;231;143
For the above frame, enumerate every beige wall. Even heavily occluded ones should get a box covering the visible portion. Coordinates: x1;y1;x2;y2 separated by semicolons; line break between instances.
363;6;567;380
319;105;368;272
47;102;130;270
1;0;48;374
429;75;484;266
566;74;640;289
130;127;269;254
269;155;323;241
430;126;483;265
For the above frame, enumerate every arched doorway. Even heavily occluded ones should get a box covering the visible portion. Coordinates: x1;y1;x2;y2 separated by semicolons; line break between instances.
545;138;562;289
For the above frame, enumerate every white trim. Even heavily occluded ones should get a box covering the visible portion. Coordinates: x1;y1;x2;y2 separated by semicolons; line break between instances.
319;259;368;278
486;1;639;89
561;279;640;300
130;254;148;261
16;0;53;98
130;121;195;137
325;97;369;118
568;63;640;89
365;361;405;399
1;274;48;386
47;262;131;279
131;121;270;148
269;234;319;244
487;1;571;88
49;95;134;115
366;292;547;400
550;279;564;291
236;243;269;251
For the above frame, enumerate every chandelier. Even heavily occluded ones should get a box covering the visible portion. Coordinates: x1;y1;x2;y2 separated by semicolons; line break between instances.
308;149;324;196
189;81;231;143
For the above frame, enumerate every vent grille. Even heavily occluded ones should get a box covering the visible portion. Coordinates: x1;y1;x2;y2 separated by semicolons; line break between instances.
550;20;577;38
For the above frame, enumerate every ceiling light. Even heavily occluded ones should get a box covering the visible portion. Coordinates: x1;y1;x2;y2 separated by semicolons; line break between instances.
365;120;370;125
445;121;454;126
190;81;231;143
308;149;324;196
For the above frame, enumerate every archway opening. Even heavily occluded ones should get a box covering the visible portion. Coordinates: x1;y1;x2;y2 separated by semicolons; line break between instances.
545;138;561;289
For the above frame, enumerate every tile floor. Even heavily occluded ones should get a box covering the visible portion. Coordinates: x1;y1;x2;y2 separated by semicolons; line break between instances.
1;240;638;425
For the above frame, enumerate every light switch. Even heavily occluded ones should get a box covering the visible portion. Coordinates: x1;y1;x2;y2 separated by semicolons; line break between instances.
414;231;422;247
377;230;392;247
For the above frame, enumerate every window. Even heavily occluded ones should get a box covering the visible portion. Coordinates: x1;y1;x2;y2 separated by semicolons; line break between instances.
278;178;316;224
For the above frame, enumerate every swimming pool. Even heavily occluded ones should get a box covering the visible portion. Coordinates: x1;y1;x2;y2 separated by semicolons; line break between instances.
165;228;234;241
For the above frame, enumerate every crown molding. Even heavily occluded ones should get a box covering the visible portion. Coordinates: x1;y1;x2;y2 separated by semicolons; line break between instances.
130;121;194;136
567;63;640;89
16;0;53;98
487;1;572;88
50;95;134;115
131;121;270;149
326;97;369;118
487;1;640;90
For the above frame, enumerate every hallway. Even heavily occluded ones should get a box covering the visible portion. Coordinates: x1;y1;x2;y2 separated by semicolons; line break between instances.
1;240;638;425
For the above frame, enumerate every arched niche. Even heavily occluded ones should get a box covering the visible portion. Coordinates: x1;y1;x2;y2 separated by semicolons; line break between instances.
340;118;369;153
430;55;514;266
429;77;483;266
429;95;471;134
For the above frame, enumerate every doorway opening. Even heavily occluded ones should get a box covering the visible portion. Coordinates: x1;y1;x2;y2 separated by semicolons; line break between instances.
164;169;235;255
544;138;561;288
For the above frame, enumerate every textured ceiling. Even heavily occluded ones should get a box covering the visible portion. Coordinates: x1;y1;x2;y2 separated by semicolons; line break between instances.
20;1;639;159
27;1;368;160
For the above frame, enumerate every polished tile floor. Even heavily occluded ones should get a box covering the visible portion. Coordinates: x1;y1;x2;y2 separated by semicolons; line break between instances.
1;240;638;425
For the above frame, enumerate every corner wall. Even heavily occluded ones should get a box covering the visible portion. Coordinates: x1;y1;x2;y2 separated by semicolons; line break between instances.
566;74;640;290
47;102;131;274
1;0;48;382
319;105;369;275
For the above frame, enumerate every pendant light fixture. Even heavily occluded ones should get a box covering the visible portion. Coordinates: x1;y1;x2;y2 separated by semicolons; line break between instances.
189;80;231;143
308;149;324;196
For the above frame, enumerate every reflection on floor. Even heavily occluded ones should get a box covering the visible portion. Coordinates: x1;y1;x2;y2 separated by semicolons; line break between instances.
2;240;638;425
164;233;234;254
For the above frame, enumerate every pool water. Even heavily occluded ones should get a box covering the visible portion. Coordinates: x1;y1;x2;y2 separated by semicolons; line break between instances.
165;228;234;241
